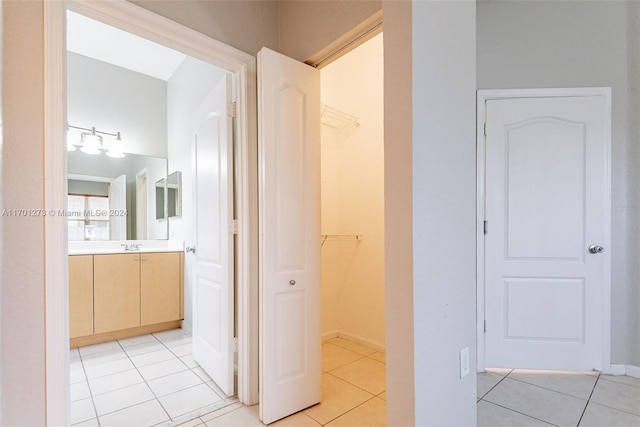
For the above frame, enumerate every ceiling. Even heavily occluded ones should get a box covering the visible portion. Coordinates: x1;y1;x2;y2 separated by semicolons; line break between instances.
66;11;186;81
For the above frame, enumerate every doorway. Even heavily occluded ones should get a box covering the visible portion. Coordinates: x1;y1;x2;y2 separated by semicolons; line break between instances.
319;34;386;357
476;88;612;373
46;2;258;425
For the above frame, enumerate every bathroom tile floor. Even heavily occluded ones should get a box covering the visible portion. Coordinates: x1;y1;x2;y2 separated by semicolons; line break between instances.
73;332;640;426
71;328;238;426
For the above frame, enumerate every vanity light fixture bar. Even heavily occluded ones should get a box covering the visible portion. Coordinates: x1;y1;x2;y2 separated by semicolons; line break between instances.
68;124;121;139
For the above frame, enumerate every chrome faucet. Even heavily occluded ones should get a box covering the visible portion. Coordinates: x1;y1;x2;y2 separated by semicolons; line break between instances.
121;242;142;251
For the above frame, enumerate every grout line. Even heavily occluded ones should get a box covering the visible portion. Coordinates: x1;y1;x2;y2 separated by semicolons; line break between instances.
477;369;511;400
504;376;592;402
576;373;600;426
479;400;559;427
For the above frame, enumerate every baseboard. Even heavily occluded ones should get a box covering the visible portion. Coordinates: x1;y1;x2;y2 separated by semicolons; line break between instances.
180;320;192;334
606;363;640;378
607;364;627;375
625;364;640;378
322;330;339;341
335;330;385;353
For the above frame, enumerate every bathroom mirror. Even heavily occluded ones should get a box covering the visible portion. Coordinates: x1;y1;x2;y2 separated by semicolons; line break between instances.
68;149;168;240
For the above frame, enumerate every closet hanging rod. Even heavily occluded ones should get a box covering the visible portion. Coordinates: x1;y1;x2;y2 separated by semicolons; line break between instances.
321;234;363;242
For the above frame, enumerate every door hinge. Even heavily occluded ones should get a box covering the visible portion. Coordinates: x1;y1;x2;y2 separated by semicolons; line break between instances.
232;219;239;235
484;320;487;333
233;337;238;352
227;101;237;118
483;220;488;235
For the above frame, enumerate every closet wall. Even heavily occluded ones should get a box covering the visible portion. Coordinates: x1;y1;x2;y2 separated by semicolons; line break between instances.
321;33;385;349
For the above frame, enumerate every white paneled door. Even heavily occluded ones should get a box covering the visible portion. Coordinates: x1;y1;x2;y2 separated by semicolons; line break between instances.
258;47;322;424
191;73;235;397
483;92;610;371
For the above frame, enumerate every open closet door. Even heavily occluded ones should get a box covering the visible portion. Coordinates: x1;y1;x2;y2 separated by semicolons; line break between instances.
191;73;235;397
258;47;322;424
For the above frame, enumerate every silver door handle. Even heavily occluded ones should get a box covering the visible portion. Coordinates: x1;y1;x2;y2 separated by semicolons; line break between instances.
186;246;196;254
589;244;604;254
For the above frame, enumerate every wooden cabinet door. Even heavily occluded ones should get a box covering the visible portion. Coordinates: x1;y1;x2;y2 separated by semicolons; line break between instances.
94;253;140;333
140;252;181;326
69;255;94;339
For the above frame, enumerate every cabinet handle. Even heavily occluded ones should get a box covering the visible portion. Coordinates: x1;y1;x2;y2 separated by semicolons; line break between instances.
141;257;147;261
133;257;139;261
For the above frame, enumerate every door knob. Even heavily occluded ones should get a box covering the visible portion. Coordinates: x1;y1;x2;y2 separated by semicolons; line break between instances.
185;246;196;254
588;244;604;254
289;280;296;286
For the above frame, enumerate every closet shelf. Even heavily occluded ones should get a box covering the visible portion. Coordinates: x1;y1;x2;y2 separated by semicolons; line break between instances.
321;104;360;143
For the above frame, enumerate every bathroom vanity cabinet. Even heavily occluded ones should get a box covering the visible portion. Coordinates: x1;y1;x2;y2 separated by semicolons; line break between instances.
69;251;183;347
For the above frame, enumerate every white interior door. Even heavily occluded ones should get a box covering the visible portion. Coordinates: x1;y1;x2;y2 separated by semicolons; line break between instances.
109;174;127;240
484;93;610;371
191;73;235;396
258;47;321;424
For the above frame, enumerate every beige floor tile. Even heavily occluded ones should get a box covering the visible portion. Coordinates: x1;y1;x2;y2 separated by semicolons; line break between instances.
84;357;135;380
147;370;204;397
485;367;513;376
92;382;155;416
130;348;176;368
138;358;189;381
590;378;640;416
98;399;170;427
272;412;321;426
88;368;144;396
579;401;640;426
72;418;99;427
509;369;598;400
304;373;374;424
123;341;166;357
378;391;386;400
477;401;553;426
71;381;91;402
484;378;587;426
200;402;245;423
328;338;377;356
325;397;385;427
330;358;386;395
159;383;223;419
81;348;128;368
204;405;263;426
174;418;204;427
71;397;96;425
599;374;640;388
477;372;503;399
117;334;159;348
368;352;385;363
322;342;364;372
79;341;122;357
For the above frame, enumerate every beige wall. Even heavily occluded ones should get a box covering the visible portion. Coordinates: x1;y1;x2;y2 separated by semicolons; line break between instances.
130;0;279;55
1;1;47;425
279;0;381;61
382;2;414;425
320;34;385;348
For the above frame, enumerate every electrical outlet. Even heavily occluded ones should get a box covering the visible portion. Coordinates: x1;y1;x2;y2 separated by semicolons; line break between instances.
460;347;470;378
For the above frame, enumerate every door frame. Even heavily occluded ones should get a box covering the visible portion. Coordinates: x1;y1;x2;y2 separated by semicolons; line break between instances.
44;1;259;424
476;87;612;373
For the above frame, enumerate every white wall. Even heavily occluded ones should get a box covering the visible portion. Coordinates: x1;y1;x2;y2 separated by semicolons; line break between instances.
166;56;226;327
320;34;385;348
412;1;477;425
477;0;640;367
67;52;168;158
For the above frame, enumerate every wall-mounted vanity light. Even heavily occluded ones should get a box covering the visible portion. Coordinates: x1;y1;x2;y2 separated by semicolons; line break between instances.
67;124;126;158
